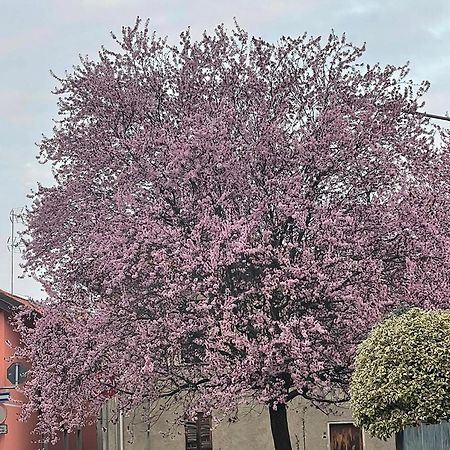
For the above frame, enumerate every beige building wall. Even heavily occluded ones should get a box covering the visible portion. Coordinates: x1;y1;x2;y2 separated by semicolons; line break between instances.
102;399;395;450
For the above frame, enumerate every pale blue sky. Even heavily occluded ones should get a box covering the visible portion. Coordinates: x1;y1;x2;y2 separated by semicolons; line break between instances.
1;0;449;299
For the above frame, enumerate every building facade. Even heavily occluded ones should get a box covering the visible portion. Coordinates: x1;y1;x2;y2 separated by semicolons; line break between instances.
0;289;98;450
7;288;442;450
101;398;395;450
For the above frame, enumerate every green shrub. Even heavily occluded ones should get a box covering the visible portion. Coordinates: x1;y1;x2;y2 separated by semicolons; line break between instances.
350;308;450;439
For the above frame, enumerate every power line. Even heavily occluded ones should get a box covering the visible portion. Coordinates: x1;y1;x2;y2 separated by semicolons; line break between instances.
415;111;450;122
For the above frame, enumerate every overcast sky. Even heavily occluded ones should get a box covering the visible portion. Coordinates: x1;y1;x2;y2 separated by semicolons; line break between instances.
1;0;449;299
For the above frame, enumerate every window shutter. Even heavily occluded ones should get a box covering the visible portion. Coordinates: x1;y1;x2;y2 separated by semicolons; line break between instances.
185;420;198;450
184;413;212;450
329;422;363;450
198;415;212;449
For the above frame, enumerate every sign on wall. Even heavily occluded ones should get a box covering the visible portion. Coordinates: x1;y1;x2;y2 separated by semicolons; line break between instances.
7;362;27;385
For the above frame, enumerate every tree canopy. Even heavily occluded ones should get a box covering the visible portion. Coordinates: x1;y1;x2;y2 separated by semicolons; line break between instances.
17;18;450;448
350;308;450;440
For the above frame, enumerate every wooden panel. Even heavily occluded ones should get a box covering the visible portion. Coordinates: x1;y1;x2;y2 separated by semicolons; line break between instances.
402;425;422;450
442;421;450;448
199;415;212;449
185;420;198;450
401;421;450;450
329;422;363;450
184;414;212;450
422;423;442;450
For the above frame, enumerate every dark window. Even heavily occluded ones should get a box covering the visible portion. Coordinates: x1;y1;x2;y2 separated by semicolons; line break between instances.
185;413;213;450
181;331;206;365
329;422;363;450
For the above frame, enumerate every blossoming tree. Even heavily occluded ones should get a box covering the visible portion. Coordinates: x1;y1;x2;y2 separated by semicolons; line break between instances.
18;19;450;450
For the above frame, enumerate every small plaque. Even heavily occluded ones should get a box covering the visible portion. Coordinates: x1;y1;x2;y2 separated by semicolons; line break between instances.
0;423;7;434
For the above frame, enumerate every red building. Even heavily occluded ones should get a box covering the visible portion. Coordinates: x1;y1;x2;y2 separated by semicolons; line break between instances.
0;289;98;450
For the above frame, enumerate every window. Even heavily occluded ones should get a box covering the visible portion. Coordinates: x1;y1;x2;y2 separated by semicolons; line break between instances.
185;413;213;450
328;422;363;450
181;330;206;365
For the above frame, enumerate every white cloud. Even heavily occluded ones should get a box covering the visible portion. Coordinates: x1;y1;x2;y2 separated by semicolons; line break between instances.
337;1;380;17
80;0;129;6
0;27;50;59
429;18;450;39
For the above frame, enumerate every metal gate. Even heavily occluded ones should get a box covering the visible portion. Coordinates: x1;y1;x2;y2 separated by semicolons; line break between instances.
396;422;450;450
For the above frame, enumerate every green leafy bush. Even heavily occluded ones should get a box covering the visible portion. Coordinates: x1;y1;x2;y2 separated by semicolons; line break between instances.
350;308;450;439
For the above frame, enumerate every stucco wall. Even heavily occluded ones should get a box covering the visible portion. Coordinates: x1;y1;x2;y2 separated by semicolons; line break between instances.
106;398;395;450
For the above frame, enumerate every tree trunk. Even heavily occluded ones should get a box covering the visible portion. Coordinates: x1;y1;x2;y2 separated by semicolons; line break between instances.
269;403;292;450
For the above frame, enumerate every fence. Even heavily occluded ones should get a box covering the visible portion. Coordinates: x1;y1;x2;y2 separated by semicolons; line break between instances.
396;422;450;450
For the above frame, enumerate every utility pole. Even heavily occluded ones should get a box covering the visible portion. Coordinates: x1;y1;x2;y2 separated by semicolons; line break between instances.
7;208;24;294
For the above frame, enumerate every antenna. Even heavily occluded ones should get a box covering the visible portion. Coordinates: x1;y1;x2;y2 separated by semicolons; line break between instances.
7;208;25;294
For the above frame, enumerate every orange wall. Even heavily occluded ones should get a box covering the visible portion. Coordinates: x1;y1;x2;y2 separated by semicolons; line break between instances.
0;309;40;450
0;309;98;450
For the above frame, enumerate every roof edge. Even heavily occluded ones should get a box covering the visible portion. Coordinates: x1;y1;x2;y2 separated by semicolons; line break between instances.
0;289;36;314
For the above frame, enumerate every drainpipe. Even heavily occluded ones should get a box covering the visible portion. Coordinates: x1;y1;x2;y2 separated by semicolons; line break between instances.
100;403;109;450
114;397;124;450
118;410;125;450
76;428;83;450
